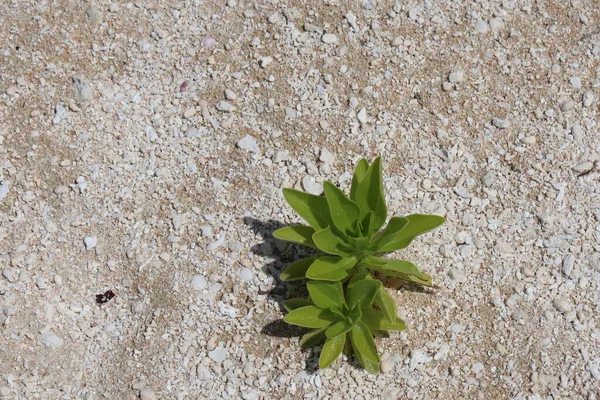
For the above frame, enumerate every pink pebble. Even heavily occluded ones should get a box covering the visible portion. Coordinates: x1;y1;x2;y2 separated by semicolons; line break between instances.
202;37;216;48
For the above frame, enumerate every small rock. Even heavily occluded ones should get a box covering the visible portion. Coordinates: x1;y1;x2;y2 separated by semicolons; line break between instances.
22;191;35;202
409;350;431;370
489;17;504;31
139;388;157;400
172;214;187;230
482;171;497;187
53;103;68;124
572;123;584;142
236;135;259;153
273;150;290;163
302;176;323;195
345;12;357;30
86;6;104;25
357;107;367;123
492;118;511;129
72;75;94;103
207;234;226;251
562;254;575;277
474;20;489;33
186;127;201;138
391;36;403;47
319;147;335;164
321;33;338;44
572;162;594;174
434;344;450;361
453;187;472;198
259;56;273;68
583;91;594;107
209;347;228;363
240;268;253;282
560;99;574;112
224;89;237;100
449;70;464;83
39;330;63;348
380;358;394;373
570;77;582;90
0;185;8;202
472;362;485;375
202;37;216;48
183;107;196;118
553;298;573;313
191;275;207;291
84;236;97;250
216;101;235;112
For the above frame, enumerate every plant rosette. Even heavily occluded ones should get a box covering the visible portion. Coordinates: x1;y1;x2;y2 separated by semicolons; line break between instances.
283;274;406;373
274;157;445;286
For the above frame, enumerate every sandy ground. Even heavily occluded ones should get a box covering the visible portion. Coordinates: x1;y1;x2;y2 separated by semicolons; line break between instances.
1;0;600;399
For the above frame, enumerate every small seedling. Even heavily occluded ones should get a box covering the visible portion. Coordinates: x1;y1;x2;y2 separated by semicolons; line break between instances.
273;157;445;372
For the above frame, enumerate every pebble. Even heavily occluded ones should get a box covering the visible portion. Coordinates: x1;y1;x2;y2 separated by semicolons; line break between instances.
0;185;8;202
357;107;367;123
53;103;68;124
139;388;157;400
85;6;104;25
259;56;273;68
39;330;63;348
240;268;253;282
273;150;290;163
183;107;196;118
345;12;357;30
22;191;35;202
572;123;584;142
321;33;339;44
449;70;464;83
202;37;216;48
570;77;582;90
492;118;511;129
409;350;431;370
560;99;574;112
553;298;573;313
207;234;226;251
191;275;207;291
434;344;450;361
583;91;594;107
474;20;489;33
481;171;496;187
216;101;235;113
72;75;93;103
224;89;237;100
573;162;594;174
453;187;472;198
391;36;403;47
489;17;504;31
562;254;575;277
186;127;201;138
319;147;335;164
302;176;323;195
236;135;259;153
84;236;97;250
209;347;228;363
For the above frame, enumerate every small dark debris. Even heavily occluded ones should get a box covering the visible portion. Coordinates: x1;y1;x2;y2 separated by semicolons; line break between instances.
96;290;116;304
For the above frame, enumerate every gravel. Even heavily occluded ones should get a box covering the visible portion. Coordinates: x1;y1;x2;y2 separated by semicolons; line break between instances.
2;0;600;398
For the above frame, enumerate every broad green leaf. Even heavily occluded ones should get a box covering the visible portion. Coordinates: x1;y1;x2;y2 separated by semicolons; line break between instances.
307;280;345;309
350;159;369;201
373;288;397;323
282;188;332;231
312;227;353;256
319;334;346;369
350;321;380;373
370;258;425;278
380;268;434;287
371;216;409;247
273;226;318;249
326;320;354;338
300;327;327;348
359;256;387;269
280;257;316;281
284;298;312;312
347;278;381;310
353;157;387;236
361;309;406;331
377;214;445;252
323;181;361;236
360;211;373;237
284;306;337;328
306;256;357;281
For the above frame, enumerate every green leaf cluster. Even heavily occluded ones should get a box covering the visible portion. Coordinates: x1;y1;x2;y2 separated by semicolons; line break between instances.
273;157;445;372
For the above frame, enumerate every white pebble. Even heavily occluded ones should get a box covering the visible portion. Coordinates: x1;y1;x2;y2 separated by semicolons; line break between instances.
321;33;338;44
357;107;367;123
553;298;573;313
409;350;431;370
216;101;235;112
302;176;323;195
39;330;63;348
273;150;290;163
236;135;260;154
0;185;8;202
449;70;464;83
560;99;574;112
207;234;226;251
259;56;273;68
489;17;504;31
391;36;403;47
84;236;97;250
562;254;575;277
209;347;228;363
140;388;157;400
474;20;488;33
434;344;450;361
319;147;335;164
583;91;594;107
492;118;511;129
570;77;582;89
240;268;253;282
572;162;594;174
191;275;207;291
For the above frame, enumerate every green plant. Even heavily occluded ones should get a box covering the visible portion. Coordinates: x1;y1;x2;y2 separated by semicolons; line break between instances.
273;157;445;372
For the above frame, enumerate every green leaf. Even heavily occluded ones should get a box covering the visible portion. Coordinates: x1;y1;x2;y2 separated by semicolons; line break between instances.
300;327;327;348
280;257;316;281
284;306;337;328
350;321;380;373
307;280;345;309
359;255;387;268
371;216;409;247
373;288;397;323
347;278;381;310
326;320;354;338
284;298;312;312
273;226;318;249
319;333;346;369
282;188;332;231
353;157;387;236
369;258;425;277
379;268;434;287
323;181;361;236
306;256;358;281
377;214;445;252
361;309;406;331
312;227;353;256
350;159;369;201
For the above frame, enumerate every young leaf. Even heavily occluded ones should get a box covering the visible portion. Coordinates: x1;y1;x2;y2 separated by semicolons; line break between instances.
273;226;318;249
280;257;316;281
369;258;425;278
380;269;434;287
319;333;346;369
350;159;369;201
282;188;333;231
371;216;409;247
353;157;387;235
377;214;445;252
361;308;406;331
284;298;312;312
284;306;338;328
323;181;361;236
325;320;354;339
300;327;327;348
350;321;380;373
307;280;345;309
306;256;357;281
373;288;397;323
312;227;353;256
347;278;381;310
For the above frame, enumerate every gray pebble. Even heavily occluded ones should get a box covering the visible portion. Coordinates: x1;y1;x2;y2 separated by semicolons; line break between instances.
562;254;575;277
72;75;93;103
492;118;511;129
321;33;338;44
449;70;464;83
583;91;594;107
474;20;489;33
481;171;497;187
216;101;235;112
301;176;323;195
319;147;335;164
186;127;201;138
39;330;63;348
84;236;97;250
139;388;157;400
560;99;574;112
86;6;104;25
236;135;259;153
191;275;207;291
208;347;228;363
240;268;253;282
273;150;290;163
553;298;573;313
